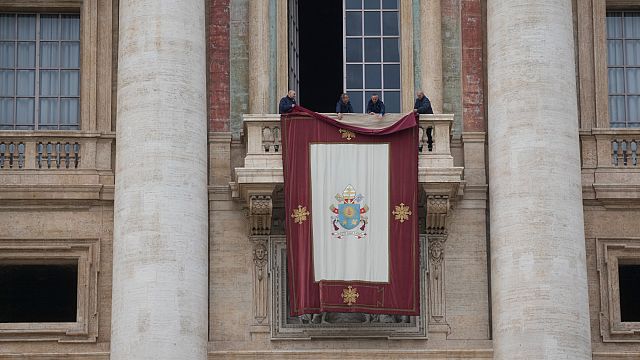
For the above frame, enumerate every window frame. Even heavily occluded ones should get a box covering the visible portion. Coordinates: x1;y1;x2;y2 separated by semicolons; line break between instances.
342;0;402;113
0;12;81;131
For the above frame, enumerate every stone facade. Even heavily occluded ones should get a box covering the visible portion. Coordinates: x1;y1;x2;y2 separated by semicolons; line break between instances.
0;0;638;359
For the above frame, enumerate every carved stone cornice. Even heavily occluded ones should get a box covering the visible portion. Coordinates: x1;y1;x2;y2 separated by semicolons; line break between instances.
248;193;273;236
426;195;450;235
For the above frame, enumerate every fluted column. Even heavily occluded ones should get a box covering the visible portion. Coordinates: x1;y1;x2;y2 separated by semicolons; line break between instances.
487;1;591;359
112;0;208;359
421;0;443;112
249;0;270;113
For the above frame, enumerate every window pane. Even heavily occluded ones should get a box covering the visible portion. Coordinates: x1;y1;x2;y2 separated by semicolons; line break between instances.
364;0;380;9
364;38;381;62
0;70;14;96
364;12;380;36
346;0;361;10
609;95;626;126
625;40;640;65
383;91;400;113
382;0;398;9
17;42;35;68
61;15;80;40
61;42;80;68
348;91;364;113
346;64;363;89
382;11;399;36
365;64;381;88
346;38;362;62
40;42;60;68
608;40;624;66
16;70;34;96
383;64;400;89
39;98;58;126
346;12;362;36
60;70;79;96
627;68;640;94
0;14;16;40
40;14;59;41
40;70;59;96
17;15;35;40
0;98;13;126
624;12;640;39
607;12;623;39
60;98;79;126
608;68;625;94
15;98;34;126
0;42;15;67
628;95;640;124
383;38;399;62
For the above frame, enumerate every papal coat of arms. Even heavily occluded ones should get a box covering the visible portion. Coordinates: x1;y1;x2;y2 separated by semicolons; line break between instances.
329;184;369;239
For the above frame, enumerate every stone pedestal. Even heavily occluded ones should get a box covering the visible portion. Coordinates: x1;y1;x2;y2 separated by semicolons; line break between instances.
487;1;591;358
111;0;208;358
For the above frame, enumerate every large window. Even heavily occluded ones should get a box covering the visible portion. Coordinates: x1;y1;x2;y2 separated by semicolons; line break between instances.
0;13;80;130
607;11;640;128
344;0;400;113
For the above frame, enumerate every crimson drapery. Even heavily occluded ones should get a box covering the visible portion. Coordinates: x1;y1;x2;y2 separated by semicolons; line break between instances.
282;107;420;316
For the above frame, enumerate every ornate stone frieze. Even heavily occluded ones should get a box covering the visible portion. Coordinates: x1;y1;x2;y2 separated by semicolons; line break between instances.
249;194;273;236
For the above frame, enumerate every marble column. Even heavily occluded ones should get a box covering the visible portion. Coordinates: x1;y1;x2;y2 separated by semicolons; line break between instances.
111;0;208;359
249;0;271;114
421;0;443;113
487;1;591;359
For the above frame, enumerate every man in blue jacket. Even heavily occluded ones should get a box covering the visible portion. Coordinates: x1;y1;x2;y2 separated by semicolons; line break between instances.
413;91;433;114
335;93;353;120
279;90;296;114
366;94;385;117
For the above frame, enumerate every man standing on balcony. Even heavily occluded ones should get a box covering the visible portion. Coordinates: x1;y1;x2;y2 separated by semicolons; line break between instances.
366;94;385;117
279;90;297;114
413;91;434;114
336;93;353;120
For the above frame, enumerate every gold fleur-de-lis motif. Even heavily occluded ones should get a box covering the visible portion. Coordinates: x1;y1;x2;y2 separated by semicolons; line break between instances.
392;203;412;223
341;286;359;305
339;129;356;141
291;205;310;224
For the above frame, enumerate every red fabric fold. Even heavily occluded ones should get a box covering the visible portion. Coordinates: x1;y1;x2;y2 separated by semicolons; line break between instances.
282;108;420;316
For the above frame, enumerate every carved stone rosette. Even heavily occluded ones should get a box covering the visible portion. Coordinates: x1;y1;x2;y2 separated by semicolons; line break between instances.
249;194;273;236
251;235;269;325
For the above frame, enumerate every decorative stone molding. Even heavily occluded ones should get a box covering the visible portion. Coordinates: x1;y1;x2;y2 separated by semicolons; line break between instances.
249;194;273;236
0;238;100;343
269;235;428;339
426;195;450;235
425;194;450;332
251;235;269;325
596;237;640;342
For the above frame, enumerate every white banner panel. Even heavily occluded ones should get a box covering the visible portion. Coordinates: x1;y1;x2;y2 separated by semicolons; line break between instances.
310;143;389;282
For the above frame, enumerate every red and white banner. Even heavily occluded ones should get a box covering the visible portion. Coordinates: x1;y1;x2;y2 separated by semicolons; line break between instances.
283;107;420;316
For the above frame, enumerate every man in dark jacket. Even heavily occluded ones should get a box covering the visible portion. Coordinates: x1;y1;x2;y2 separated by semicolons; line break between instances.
335;93;353;120
279;90;296;114
366;94;385;116
413;91;433;114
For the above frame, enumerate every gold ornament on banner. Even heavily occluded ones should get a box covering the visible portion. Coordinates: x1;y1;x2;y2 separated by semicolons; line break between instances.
291;205;310;224
339;129;356;141
341;286;359;305
392;203;412;223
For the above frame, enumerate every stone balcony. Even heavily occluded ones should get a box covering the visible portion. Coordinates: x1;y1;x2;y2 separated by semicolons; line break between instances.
581;127;640;205
231;113;464;208
0;131;115;201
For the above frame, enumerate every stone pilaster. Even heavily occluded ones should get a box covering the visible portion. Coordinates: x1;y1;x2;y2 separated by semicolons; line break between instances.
421;0;443;113
248;0;271;114
487;1;591;358
111;0;208;358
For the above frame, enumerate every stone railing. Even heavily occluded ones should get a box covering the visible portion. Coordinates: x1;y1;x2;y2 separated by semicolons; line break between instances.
232;113;463;203
581;128;640;203
0;131;115;200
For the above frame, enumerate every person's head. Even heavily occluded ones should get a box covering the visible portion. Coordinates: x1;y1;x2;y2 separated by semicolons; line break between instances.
287;90;296;99
416;91;425;99
341;93;350;103
371;94;379;103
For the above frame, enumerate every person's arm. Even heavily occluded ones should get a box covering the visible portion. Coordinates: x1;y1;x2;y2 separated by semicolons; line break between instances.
347;103;353;113
380;101;386;116
366;101;373;114
279;98;286;114
336;101;341;113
